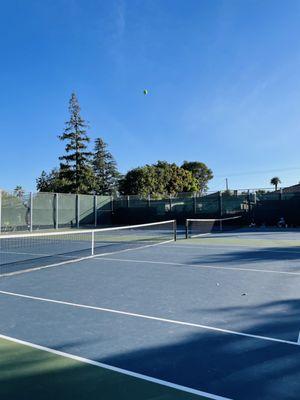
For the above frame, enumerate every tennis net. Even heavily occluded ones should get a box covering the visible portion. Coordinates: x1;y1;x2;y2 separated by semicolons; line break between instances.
0;220;176;276
186;216;243;238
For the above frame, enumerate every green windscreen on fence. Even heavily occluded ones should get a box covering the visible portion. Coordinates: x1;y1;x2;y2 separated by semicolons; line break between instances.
3;188;300;233
221;192;249;216
195;192;220;217
57;194;77;228
1;192;30;232
171;193;194;215
79;195;95;226
127;195;149;208
32;192;56;230
96;195;112;225
0;191;113;233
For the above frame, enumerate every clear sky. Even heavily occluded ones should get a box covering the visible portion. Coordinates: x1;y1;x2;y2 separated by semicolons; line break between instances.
1;0;300;193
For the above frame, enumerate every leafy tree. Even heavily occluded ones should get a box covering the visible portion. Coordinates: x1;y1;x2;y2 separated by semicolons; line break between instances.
58;93;94;193
270;177;281;191
36;171;51;192
36;169;71;193
181;161;213;193
93;138;120;195
119;161;199;196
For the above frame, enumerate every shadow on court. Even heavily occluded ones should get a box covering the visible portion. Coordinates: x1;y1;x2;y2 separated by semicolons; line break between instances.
0;337;202;400
190;245;300;266
96;298;300;400
1;297;300;399
189;298;300;341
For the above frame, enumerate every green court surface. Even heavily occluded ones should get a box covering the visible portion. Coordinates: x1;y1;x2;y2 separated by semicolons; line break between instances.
0;336;207;400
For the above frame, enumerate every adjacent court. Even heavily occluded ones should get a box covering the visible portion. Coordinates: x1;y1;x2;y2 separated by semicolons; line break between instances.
1;223;300;399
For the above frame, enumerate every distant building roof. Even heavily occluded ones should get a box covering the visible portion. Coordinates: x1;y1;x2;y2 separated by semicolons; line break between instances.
278;183;300;193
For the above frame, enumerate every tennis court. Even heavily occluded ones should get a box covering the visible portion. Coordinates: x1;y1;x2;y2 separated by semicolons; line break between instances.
1;220;300;399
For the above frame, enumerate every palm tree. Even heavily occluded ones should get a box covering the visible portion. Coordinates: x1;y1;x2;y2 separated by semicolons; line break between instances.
14;186;25;198
270;177;281;191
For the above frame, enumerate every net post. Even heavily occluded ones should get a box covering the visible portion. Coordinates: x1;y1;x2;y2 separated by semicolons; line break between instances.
173;220;177;241
94;195;97;227
220;219;222;232
76;194;80;229
29;192;33;232
185;219;189;239
55;193;58;229
91;230;95;255
0;189;2;234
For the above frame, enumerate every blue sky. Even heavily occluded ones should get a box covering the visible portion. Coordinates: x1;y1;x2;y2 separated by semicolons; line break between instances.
1;0;300;192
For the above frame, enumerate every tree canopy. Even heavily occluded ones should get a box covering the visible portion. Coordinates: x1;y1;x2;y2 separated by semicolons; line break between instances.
36;169;71;193
119;161;200;196
93;138;120;195
58;93;94;193
36;94;120;195
181;161;213;193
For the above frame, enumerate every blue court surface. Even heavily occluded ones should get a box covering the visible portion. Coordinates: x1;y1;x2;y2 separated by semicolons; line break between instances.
1;229;300;399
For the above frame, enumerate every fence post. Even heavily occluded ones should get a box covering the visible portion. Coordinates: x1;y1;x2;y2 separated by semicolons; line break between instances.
247;190;251;222
111;195;114;213
253;192;257;205
193;192;197;214
247;189;251;207
29;192;33;232
76;194;80;228
94;195;97;227
0;190;2;233
218;191;223;218
169;195;172;211
127;195;130;208
148;194;151;207
55;193;58;229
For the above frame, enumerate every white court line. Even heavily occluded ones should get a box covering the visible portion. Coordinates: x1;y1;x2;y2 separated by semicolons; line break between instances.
0;290;298;347
0;334;230;400
0;240;174;277
173;243;300;255
94;256;300;276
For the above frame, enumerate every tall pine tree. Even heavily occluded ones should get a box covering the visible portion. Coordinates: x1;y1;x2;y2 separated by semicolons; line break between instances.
58;93;94;193
93;138;120;194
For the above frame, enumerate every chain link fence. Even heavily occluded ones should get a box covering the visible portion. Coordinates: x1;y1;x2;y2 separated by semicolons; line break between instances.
1;187;300;232
0;191;113;232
